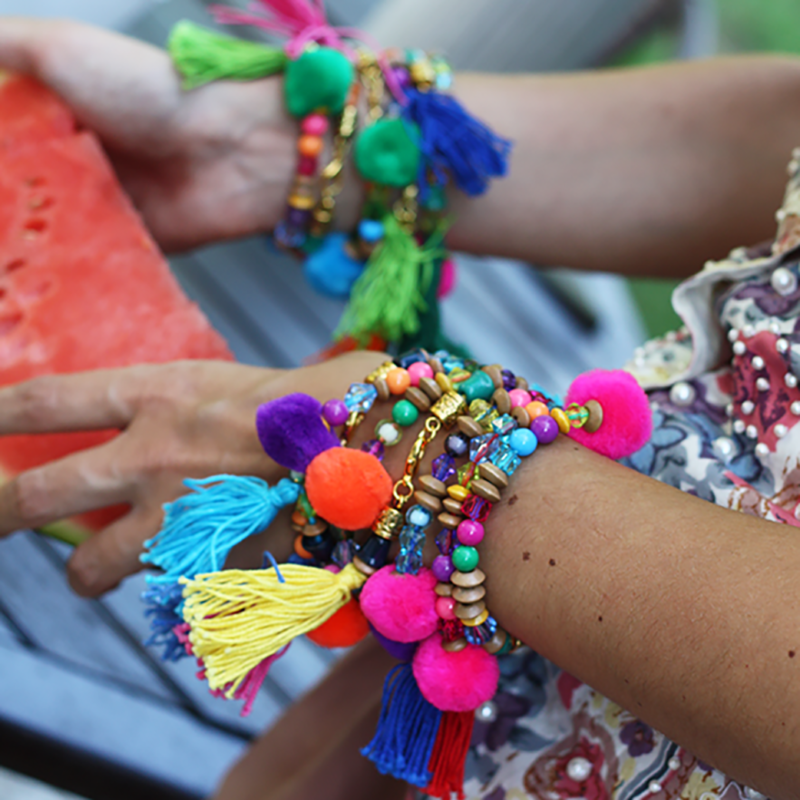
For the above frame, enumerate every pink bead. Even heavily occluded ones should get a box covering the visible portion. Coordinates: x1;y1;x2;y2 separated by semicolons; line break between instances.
301;113;329;136
407;361;434;386
324;564;341;574
509;388;533;408
297;156;317;176
435;596;456;620
456;518;484;546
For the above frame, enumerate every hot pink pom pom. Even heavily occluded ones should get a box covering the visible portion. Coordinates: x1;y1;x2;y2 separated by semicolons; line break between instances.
412;634;500;712
359;566;439;643
565;369;652;459
437;258;457;299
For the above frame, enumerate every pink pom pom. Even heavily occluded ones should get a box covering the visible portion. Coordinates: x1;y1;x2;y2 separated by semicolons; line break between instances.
359;566;439;643
412;634;500;712
437;258;457;299
565;369;652;459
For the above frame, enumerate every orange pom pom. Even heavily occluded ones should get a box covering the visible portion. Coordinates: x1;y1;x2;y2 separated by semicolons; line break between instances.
306;448;393;530
306;597;370;648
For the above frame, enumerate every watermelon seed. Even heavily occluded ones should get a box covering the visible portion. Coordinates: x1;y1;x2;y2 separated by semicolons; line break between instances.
4;259;25;273
0;313;22;337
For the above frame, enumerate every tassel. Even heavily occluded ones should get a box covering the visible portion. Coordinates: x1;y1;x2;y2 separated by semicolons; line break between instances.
361;664;442;787
142;581;187;661
404;88;512;198
211;645;289;717
424;711;474;800
141;476;301;586
336;215;447;344
180;562;366;695
168;20;287;90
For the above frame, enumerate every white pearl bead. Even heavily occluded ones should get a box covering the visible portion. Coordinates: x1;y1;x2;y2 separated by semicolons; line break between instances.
475;700;498;724
668;756;681;770
792;401;800;416
733;341;747;356
565;756;593;782
756;442;770;457
712;436;735;462
727;328;740;343
771;321;783;335
775;424;788;439
743;324;756;338
746;425;758;439
669;382;695;407
648;781;662;794
733;420;746;434
786;373;798;389
756;377;770;392
771;266;798;296
741;400;755;415
752;355;765;370
666;330;677;342
726;403;734;417
777;338;790;353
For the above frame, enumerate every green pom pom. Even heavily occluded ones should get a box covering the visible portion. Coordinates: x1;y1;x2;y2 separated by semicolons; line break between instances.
284;47;354;118
354;118;421;187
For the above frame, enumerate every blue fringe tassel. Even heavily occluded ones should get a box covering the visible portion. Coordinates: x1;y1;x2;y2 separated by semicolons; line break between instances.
403;87;512;198
141;475;301;585
361;663;442;787
142;582;187;661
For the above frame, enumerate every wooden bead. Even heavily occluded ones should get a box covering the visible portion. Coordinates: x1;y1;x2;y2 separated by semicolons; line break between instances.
443;637;467;652
492;388;511;414
512;406;531;428
406;386;432;411
435;582;453;597
584;399;604;433
414;489;442;514
451;568;486;588
419;376;443;400
303;520;327;536
455;599;486;620
452;585;486;603
374;377;391;402
515;376;530;391
457;415;483;438
352;555;376;576
447;485;470;502
471;478;502;504
483;629;509;654
418;475;447;497
429;357;444;374
438;512;463;529
483;364;503;389
478;462;508;489
442;497;464;516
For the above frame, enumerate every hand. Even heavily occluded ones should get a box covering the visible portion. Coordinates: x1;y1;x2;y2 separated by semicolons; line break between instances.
0;17;296;252
0;352;386;596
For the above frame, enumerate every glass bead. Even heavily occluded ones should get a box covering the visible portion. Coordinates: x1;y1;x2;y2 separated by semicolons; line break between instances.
452;545;479;572
491;414;517;437
322;398;349;426
460;370;495;403
345;382;378;413
392;399;419;426
530;415;558;445
469;433;499;463
449;367;472;385
501;369;516;391
432;554;455;581
456;462;476;488
462;495;491;522
436;351;465;374
491;444;521;475
464;616;497;645
406;504;433;528
357;535;392;570
396;525;426;575
432;453;457;482
469;399;498;430
509;428;538;456
361;438;385;460
440;618;465;642
274;220;305;249
445;432;470;458
332;538;356;568
435;528;455;555
375;419;403;446
397;349;428;369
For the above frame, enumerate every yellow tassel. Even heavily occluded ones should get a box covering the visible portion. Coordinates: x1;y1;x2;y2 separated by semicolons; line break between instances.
180;563;366;695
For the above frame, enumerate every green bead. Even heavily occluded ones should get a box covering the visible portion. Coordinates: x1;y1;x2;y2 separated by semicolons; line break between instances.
496;634;514;655
284;47;353;118
422;185;446;211
452;545;479;572
392;399;419;427
354;117;421;187
459;370;495;403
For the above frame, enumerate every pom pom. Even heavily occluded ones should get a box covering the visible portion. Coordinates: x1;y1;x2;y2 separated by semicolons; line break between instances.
565;369;652;460
256;393;339;472
360;566;439;643
412;635;499;712
306;448;392;530
369;623;419;661
306;597;370;648
303;233;364;298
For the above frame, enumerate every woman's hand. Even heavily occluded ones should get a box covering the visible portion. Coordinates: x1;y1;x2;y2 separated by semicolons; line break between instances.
0;352;386;596
0;17;296;252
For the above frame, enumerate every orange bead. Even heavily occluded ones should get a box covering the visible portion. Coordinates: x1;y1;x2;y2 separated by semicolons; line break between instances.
386;367;411;395
294;535;313;560
525;401;550;419
298;134;324;158
291;510;307;527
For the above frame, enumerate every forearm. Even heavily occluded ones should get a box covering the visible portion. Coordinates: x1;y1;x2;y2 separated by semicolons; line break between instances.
484;437;800;798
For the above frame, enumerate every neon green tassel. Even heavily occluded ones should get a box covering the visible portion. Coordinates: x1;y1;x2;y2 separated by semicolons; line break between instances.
336;215;448;344
168;21;288;90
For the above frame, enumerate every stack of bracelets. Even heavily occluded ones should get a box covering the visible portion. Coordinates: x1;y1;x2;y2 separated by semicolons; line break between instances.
141;348;652;798
167;0;511;357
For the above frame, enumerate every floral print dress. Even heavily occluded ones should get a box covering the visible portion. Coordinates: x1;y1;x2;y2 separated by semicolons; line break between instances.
452;169;800;800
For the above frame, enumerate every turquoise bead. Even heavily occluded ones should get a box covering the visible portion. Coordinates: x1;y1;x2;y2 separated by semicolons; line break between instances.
392;399;419;427
459;370;495;403
452;545;479;572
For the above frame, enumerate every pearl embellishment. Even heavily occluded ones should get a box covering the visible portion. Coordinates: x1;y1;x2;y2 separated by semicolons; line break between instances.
726;403;734;417
668;756;681;771
746;425;758;439
732;341;747;356
741;400;755;415
771;321;782;335
777;338;790;353
756;442;769;457
727;328;739;343
752;355;765;370
743;324;756;338
756;377;770;392
648;781;663;794
712;436;735;462
786;373;798;389
771;266;798;296
669;382;695;406
775;424;788;438
565;756;593;782
733;420;746;434
475;700;498;724
793;401;800;416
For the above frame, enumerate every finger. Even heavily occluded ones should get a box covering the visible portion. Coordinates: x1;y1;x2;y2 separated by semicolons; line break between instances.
68;503;161;597
0;437;131;536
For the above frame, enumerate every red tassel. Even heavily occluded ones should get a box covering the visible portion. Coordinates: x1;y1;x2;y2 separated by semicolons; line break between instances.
423;710;474;800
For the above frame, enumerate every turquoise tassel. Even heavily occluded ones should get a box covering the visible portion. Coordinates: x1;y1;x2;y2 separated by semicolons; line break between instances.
141;475;300;585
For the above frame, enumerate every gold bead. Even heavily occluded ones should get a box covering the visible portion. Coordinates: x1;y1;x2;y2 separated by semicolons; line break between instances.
447;485;470;502
372;507;404;540
431;390;467;427
462;608;490;627
551;407;571;435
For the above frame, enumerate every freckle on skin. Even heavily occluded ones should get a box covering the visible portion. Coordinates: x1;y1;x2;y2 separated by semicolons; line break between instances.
790;650;796;658
549;558;556;566
522;551;530;561
508;494;519;506
598;616;603;622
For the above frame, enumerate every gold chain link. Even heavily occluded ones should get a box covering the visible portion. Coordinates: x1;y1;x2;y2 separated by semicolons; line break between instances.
359;51;385;123
391;416;442;508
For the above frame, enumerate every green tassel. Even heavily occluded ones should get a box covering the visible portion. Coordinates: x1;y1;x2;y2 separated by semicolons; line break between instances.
168;21;288;90
336;215;448;345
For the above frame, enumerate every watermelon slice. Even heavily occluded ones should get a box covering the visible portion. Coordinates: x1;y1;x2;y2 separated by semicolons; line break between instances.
0;72;233;537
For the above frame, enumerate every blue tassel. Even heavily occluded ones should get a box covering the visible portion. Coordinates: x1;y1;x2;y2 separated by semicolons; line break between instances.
142;582;187;661
403;87;512;198
361;663;442;787
141;475;301;585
